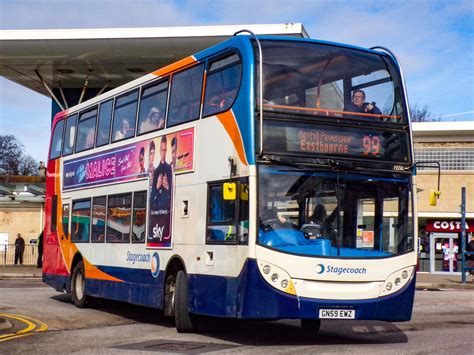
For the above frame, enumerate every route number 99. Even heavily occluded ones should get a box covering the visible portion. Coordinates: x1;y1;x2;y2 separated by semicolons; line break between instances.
363;135;380;156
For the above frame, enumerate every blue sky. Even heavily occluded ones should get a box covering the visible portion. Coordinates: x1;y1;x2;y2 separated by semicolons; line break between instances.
1;0;473;162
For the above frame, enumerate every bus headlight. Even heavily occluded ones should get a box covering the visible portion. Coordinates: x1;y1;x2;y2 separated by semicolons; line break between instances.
379;266;414;297
258;261;296;295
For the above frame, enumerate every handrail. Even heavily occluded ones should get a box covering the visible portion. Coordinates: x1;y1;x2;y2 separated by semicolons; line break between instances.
234;29;264;156
262;103;401;120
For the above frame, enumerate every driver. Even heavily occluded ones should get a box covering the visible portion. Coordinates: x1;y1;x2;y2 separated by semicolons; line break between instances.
344;89;381;115
259;199;289;230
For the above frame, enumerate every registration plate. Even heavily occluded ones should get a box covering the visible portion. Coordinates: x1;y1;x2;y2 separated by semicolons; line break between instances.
318;308;355;319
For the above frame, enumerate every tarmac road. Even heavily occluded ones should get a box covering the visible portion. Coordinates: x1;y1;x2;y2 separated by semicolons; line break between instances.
0;278;473;353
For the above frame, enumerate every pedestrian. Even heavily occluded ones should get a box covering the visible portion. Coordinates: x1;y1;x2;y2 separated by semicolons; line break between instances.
14;233;25;265
467;234;474;276
37;231;44;268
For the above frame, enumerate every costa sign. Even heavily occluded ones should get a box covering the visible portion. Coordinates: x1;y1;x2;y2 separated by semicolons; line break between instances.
426;219;474;233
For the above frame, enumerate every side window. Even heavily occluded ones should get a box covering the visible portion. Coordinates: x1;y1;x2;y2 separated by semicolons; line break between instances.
137;80;168;135
71;199;91;242
167;63;205;127
62;204;70;239
62;114;77;157
112;90;138;142
205;181;239;244
76;108;98;153
203;53;242;117
96;99;113;147
49;120;65;160
132;191;147;243
106;193;132;243
91;196;106;243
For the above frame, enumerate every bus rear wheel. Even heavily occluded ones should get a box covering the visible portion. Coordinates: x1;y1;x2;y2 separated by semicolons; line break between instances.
301;319;321;333
174;270;196;333
71;261;88;308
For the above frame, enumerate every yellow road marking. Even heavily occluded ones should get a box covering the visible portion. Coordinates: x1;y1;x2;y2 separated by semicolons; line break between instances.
0;313;48;343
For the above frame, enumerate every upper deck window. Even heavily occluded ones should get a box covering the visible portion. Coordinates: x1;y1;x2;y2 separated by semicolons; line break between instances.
137;80;168;135
258;40;406;124
203;53;242;117
76;108;98;153
96;100;113;147
49;119;65;160
167;64;205;127
112;90;138;142
62;114;77;157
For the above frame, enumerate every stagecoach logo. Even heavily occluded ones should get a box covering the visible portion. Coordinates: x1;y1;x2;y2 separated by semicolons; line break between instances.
316;264;325;274
150;252;160;278
316;264;367;276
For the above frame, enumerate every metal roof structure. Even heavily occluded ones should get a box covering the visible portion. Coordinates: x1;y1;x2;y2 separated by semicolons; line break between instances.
0;23;308;109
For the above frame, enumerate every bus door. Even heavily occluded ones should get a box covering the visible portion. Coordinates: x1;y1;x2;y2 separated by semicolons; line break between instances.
60;198;72;268
430;232;459;274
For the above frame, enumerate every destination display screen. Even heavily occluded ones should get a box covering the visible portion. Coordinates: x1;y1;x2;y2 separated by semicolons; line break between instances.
263;120;410;163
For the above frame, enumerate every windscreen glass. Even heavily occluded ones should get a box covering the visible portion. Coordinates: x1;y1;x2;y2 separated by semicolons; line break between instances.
258;40;407;124
258;165;414;258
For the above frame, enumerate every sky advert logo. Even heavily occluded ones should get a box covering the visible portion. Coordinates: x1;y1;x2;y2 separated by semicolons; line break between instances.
317;264;367;275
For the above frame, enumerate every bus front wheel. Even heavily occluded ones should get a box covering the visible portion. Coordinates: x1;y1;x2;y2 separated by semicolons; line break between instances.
301;319;321;333
174;270;195;333
71;261;88;308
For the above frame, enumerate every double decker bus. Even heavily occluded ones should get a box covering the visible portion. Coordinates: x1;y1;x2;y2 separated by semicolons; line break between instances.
44;33;416;333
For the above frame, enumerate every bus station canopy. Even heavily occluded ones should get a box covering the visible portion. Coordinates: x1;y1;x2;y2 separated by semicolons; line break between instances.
0;23;308;105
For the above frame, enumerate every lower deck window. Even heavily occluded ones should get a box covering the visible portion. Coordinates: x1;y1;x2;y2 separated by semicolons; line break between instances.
71;199;91;242
106;193;132;243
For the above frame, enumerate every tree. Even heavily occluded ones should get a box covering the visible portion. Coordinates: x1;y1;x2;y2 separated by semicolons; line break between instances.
410;104;441;122
0;135;39;176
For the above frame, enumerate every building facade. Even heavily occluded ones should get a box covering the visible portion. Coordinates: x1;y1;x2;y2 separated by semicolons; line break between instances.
413;122;474;273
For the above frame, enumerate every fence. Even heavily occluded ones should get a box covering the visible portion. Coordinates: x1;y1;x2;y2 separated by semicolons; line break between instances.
0;244;39;266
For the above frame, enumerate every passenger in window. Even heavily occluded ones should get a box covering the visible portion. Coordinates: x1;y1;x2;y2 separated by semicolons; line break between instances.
140;107;164;133
114;118;133;140
344;89;381;115
207;88;237;111
77;127;95;151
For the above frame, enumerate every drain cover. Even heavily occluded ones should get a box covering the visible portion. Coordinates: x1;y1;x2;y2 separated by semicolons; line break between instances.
146;342;206;351
115;340;237;353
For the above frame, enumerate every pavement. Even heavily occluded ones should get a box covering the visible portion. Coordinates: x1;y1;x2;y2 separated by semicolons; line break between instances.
1;264;473;289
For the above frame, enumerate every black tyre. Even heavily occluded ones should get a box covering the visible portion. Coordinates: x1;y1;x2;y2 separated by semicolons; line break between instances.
301;319;321;333
71;261;88;308
164;273;176;317
174;270;195;333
